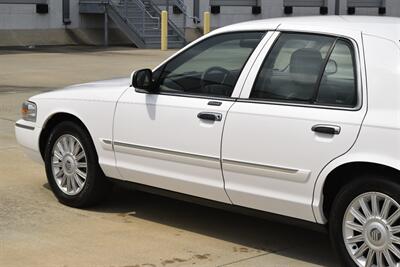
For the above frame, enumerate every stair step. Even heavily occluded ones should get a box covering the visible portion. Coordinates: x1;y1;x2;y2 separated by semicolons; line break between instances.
108;2;186;48
145;43;185;49
144;38;182;42
145;40;185;44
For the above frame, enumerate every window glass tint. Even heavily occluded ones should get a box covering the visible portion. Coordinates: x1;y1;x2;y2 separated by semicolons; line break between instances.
250;33;358;108
158;32;264;97
250;33;335;102
316;40;357;107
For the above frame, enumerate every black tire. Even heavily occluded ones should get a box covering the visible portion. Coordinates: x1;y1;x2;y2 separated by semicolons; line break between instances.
44;121;111;208
329;175;400;267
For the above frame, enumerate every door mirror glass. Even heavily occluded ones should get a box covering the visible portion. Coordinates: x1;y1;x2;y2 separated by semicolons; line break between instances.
132;69;154;92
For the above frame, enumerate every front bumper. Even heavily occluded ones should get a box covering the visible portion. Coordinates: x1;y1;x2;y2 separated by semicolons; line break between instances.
15;119;43;164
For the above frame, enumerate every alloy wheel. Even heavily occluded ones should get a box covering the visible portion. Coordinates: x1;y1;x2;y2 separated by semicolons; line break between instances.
51;134;87;196
343;192;400;267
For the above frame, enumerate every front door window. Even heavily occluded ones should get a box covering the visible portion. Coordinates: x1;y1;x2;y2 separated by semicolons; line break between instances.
156;32;265;98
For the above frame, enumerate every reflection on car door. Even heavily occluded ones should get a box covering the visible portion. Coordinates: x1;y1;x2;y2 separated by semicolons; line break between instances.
222;32;367;221
112;31;267;203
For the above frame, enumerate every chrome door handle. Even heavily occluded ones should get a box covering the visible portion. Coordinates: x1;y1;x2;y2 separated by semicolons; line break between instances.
197;112;222;121
312;124;341;135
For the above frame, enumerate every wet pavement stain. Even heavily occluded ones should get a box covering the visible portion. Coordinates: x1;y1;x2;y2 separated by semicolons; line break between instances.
160;253;211;266
161;257;187;265
193;254;210;260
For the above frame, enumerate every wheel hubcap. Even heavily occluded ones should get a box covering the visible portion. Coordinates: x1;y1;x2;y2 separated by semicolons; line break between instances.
365;221;388;249
343;192;400;267
51;134;87;196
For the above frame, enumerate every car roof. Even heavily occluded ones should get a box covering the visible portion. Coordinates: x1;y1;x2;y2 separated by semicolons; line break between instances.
215;16;400;42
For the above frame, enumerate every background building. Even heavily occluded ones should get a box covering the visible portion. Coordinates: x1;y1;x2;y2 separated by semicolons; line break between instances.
0;0;399;47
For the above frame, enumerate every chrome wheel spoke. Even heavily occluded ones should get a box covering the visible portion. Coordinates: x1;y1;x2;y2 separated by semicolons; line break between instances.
51;134;87;196
383;249;395;267
66;175;72;192
68;136;75;154
390;235;400;244
55;169;64;179
360;198;371;218
52;161;62;168
346;221;363;232
54;150;63;160
387;208;400;226
353;242;368;258
60;174;67;187
72;141;80;156
76;169;87;180
376;251;384;267
350;207;367;225
389;244;400;259
391;226;400;235
77;162;87;168
76;151;85;161
62;136;69;153
381;198;391;220
56;142;65;156
347;234;364;244
74;174;83;187
365;249;374;267
70;175;77;192
371;194;379;217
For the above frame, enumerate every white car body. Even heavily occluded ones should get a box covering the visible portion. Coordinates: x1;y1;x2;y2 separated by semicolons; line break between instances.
15;16;400;226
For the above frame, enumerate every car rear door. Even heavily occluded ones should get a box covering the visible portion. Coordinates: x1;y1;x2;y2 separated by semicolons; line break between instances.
221;29;367;221
112;31;272;203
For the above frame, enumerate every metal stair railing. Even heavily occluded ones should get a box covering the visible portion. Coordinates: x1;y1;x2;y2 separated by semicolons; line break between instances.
173;0;200;24
107;1;146;47
132;0;160;33
146;0;186;41
110;0;160;37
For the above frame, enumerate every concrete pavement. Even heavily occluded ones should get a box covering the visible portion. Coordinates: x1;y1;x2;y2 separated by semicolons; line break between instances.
0;46;339;267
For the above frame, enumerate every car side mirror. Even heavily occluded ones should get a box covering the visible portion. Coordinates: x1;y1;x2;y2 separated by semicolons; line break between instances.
131;68;154;92
325;59;338;75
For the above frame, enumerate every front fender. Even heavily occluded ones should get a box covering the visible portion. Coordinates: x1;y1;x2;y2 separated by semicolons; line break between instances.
34;98;122;180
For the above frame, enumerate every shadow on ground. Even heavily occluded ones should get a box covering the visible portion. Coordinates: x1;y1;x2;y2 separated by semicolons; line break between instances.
43;182;339;266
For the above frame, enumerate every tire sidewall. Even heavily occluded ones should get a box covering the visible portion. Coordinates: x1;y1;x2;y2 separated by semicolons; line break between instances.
329;176;400;267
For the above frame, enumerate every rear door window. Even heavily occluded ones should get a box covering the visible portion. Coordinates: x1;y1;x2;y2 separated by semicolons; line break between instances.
250;33;357;108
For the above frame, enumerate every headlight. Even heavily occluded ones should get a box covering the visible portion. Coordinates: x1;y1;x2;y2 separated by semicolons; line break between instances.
21;101;37;122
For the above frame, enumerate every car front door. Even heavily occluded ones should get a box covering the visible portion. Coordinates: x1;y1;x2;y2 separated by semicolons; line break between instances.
221;31;367;221
112;31;269;203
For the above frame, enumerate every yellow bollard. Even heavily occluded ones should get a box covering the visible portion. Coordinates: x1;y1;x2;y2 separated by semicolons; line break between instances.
203;11;210;35
161;10;168;51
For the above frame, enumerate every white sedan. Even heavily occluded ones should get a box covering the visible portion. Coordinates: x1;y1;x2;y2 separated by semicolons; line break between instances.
15;16;400;267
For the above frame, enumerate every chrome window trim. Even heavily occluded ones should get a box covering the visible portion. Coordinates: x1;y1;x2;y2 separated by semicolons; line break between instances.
103;139;220;162
105;139;311;182
223;159;298;174
157;92;237;102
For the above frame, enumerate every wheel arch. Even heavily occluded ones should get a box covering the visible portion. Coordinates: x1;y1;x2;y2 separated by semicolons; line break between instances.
316;160;400;223
39;112;96;160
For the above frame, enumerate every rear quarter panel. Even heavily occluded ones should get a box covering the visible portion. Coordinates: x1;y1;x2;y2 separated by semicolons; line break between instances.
313;33;400;223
